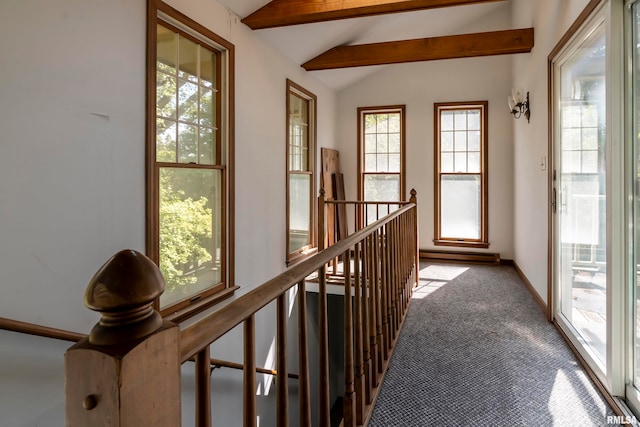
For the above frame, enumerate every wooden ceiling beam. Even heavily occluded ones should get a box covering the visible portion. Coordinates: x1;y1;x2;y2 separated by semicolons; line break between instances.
302;28;534;71
242;0;507;30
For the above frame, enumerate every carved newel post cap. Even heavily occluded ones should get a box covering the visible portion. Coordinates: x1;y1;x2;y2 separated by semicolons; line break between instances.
85;249;165;346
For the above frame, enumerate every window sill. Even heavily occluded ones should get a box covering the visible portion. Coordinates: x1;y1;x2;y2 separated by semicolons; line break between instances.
287;247;318;267
163;285;240;324
433;240;490;249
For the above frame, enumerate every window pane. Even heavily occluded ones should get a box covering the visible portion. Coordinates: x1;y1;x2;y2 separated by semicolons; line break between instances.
199;128;215;165
441;111;454;131
365;134;377;153
582;128;598;150
364;114;377;133
178;80;198;124
178;123;197;163
156;72;177;119
200;49;216;88
582;151;598;173
159;167;222;307
364;174;400;202
365;153;376;172
376;134;388;153
562;128;581;150
468;152;481;173
582;104;598;127
388;114;400;132
562;150;581;174
441;132;454;151
200;87;214;128
178;36;198;82
468;131;480;151
454;131;467;151
454;153;467;173
376;114;389;132
157;25;176;73
563;106;581;128
389;133;400;152
454;111;467;130
377;154;389;171
389;154;401;173
440;175;480;239
289;173;311;253
441;153;454;173
468;111;480;130
157;118;177;162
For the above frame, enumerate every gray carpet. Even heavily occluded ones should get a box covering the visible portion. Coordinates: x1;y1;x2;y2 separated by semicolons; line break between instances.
369;263;618;426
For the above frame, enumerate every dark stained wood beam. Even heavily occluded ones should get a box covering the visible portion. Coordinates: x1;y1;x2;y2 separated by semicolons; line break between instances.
242;0;507;30
302;28;534;70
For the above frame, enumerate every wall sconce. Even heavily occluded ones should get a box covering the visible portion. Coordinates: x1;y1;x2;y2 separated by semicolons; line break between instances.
508;88;530;122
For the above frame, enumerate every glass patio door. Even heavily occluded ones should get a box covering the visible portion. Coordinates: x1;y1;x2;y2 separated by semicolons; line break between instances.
553;13;607;371
630;0;640;411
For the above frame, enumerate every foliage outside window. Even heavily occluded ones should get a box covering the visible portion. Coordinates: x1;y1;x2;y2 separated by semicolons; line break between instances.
358;106;406;225
148;2;234;317
286;80;316;264
434;102;489;248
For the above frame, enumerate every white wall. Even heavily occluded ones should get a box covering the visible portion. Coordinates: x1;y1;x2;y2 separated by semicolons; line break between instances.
0;0;147;332
1;1;337;425
511;0;590;303
0;0;337;332
336;6;516;259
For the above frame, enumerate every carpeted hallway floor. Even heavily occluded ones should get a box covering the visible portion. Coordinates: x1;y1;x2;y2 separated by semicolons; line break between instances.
368;263;618;426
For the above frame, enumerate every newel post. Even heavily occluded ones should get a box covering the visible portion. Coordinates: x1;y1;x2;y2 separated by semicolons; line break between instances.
65;250;181;426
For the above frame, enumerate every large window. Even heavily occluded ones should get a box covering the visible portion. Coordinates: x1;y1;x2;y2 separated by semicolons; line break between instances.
286;80;316;264
434;102;488;248
147;1;234;317
358;106;406;225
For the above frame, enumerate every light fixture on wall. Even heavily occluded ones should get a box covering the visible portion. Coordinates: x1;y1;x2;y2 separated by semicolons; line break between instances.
508;88;530;122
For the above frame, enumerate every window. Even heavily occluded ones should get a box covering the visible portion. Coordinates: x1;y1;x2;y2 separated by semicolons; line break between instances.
358;106;406;225
286;80;316;264
147;1;235;317
434;102;488;248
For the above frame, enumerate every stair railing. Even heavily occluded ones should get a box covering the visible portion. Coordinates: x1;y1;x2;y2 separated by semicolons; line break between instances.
65;190;418;427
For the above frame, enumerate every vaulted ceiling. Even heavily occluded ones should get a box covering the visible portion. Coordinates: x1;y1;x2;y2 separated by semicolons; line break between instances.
216;0;530;90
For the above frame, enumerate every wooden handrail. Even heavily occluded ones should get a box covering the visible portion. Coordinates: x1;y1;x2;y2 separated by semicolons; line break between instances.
66;191;418;427
179;202;417;362
0;316;85;343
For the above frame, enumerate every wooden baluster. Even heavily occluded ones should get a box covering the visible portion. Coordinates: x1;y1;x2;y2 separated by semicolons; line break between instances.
367;233;379;385
401;215;408;314
393;217;401;331
378;227;390;361
388;221;397;342
373;230;384;374
410;189;419;289
297;281;312;427
387;220;396;342
65;250;180;427
361;237;373;402
353;242;365;423
244;315;257;427
318;188;326;252
196;346;212;427
343;249;356;427
277;294;289;427
318;265;331;427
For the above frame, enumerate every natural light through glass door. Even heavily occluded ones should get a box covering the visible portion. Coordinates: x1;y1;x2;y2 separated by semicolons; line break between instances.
556;19;607;365
632;0;640;394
